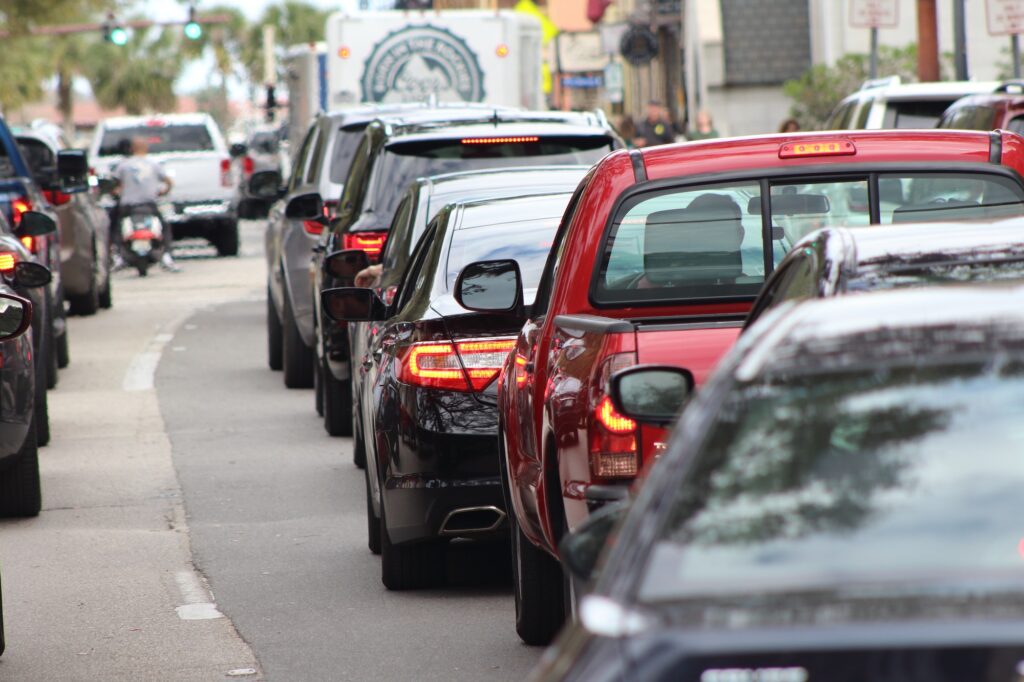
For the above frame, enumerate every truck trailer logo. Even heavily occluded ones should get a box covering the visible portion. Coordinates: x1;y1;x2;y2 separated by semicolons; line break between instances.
361;25;485;104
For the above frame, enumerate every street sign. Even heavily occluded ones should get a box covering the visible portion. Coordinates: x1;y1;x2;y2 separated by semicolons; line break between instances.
562;75;602;89
619;25;658;66
987;0;1024;35
604;62;623;103
849;0;899;29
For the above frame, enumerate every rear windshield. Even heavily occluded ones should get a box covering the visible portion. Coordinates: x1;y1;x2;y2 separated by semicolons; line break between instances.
98;124;215;156
594;172;1024;306
329;126;368;183
883;99;960;128
249;132;280;154
371;136;610;217
0;138;15;179
937;105;997;131
16;138;53;172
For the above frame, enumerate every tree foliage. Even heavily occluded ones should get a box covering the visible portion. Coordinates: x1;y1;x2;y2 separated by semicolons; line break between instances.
84;26;184;115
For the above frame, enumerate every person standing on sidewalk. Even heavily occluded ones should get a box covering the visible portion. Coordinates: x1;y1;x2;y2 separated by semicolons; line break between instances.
634;100;676;147
112;137;180;272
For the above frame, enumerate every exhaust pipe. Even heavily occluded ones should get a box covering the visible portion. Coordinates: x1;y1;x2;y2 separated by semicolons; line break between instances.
439;506;506;536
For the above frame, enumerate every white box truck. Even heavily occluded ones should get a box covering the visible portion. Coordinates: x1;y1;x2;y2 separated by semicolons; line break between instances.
283;42;328;152
325;10;543;110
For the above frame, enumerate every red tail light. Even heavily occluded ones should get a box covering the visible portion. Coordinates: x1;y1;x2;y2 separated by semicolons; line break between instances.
303;220;323;236
343;230;387;260
589;352;639;480
324;200;340;219
20;236;39;254
461;136;539;145
398;337;516;392
11;197;31;227
220;158;232;187
44;189;72;206
242;156;255;177
0;252;17;274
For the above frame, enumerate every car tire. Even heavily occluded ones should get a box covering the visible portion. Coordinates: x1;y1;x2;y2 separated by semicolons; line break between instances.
68;244;101;316
365;468;381;555
56;327;69;370
0;412;41;517
511;511;566;645
215;220;239;257
44;314;57;389
313;356;324;416
380;502;445;590
322;357;353;437
267;290;283;371
99;271;112;309
35;380;49;448
352;388;366;469
282;296;314;388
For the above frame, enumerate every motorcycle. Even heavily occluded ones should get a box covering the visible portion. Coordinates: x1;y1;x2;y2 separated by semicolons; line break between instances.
119;205;165;277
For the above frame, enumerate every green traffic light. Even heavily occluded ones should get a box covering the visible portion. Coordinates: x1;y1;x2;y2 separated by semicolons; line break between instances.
184;21;202;40
110;27;129;45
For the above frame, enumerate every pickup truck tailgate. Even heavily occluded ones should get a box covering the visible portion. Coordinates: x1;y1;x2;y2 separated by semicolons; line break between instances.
635;319;743;385
157;154;233;203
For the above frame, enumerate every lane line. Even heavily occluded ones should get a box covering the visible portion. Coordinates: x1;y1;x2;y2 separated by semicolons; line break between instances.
122;323;186;392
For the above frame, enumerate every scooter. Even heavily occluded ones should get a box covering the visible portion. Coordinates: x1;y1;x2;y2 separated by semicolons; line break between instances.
120;205;165;277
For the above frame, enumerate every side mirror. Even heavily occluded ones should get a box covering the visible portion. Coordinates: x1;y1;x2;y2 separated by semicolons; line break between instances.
17;211;56;237
454;259;524;314
0;292;31;340
248;170;284;199
325;249;371;282
559;499;629;583
321;286;388;322
57;149;89;194
285;192;324;220
609;365;695;427
229;142;248;158
13;261;51;288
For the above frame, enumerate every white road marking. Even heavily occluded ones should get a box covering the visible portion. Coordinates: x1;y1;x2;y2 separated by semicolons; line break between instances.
174;570;224;621
122;322;188;392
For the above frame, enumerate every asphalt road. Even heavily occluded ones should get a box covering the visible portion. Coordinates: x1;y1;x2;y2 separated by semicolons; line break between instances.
0;221;539;681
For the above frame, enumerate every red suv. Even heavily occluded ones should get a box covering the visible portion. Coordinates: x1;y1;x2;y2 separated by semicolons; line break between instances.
938;82;1024;133
486;129;1024;645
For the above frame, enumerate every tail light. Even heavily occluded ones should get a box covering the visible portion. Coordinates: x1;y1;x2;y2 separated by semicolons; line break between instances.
220;158;232;187
461;136;539;145
589;351;638;480
303;220;323;236
398;337;516;392
44;189;72;206
343;230;387;261
11;197;31;227
0;252;17;274
514;353;529;387
20;236;40;254
242;156;255;177
324;200;340;219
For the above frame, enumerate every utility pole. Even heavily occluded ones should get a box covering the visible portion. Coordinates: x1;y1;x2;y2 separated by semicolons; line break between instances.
951;0;968;80
916;0;940;81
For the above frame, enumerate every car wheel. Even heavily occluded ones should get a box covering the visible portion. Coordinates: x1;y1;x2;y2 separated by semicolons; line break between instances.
0;412;41;517
322;357;353;437
267;289;283;371
313;355;324;416
511;510;566;645
380;501;445;590
282;295;314;388
352;386;366;468
99;270;112;309
215;220;239;257
68;244;101;316
365;467;381;555
35;380;49;448
44;313;57;389
56;327;69;370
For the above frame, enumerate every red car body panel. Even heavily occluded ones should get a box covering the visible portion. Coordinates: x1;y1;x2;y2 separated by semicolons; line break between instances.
499;129;1024;559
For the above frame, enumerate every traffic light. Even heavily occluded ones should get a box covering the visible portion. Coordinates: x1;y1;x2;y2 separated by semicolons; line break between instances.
265;84;277;122
184;6;202;40
102;14;129;45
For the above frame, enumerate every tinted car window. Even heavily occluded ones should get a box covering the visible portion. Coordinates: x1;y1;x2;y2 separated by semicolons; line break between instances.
98;124;214;156
1009;116;1024;135
249;132;279;154
938;105;997;130
883;172;1024;223
17;138;54;172
288;125;318;191
640;359;1024;604
0;138;17;178
329;126;369;183
883;99;958;128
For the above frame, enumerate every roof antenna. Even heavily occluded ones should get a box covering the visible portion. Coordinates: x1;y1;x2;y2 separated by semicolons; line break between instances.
492;109;499;127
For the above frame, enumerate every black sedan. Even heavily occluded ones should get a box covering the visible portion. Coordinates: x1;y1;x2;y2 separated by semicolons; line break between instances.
322;191;574;589
534;283;1024;681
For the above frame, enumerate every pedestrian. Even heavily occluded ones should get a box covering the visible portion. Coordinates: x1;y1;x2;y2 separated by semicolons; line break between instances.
686;110;720;141
617;115;638;148
779;118;800;133
634;100;676;148
112;136;180;272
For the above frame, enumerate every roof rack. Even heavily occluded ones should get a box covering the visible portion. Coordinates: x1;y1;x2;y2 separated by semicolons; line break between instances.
859;75;902;91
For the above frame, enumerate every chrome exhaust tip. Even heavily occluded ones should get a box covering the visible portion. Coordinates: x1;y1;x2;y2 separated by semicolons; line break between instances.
439;505;507;536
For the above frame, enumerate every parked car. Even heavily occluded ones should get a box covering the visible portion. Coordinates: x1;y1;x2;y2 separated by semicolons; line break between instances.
321;191;575;589
0;111;71;383
89;113;239;256
533;284;1024;681
825;76;998;129
16;130;112;315
264;104;427;388
234;127;287;220
289;107;619;438
938;81;1024;133
344;165;592;468
747;217;1024;329
490;128;1024;645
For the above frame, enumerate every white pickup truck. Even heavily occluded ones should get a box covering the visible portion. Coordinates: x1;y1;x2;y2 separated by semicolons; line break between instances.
89;113;240;256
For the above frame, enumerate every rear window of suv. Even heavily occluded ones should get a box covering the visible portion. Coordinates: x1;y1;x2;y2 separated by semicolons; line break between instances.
98;124;214;156
329;126;369;183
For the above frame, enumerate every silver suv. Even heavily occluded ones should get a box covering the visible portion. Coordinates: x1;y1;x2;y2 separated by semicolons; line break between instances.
826;76;999;130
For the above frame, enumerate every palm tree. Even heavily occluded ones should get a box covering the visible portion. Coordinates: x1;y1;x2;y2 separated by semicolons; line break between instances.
84;25;184;115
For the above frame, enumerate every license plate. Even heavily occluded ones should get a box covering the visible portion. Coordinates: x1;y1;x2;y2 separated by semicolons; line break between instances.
182;204;223;215
130;241;150;255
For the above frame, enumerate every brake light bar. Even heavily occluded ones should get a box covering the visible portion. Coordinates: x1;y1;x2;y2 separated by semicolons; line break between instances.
0;252;16;274
779;139;856;159
20;236;38;254
343;231;387;260
461;136;540;145
398;337;516;392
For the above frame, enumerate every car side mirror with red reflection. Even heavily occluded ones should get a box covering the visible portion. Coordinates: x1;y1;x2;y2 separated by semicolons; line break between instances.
321;286;388;323
324;249;370;283
0;292;32;341
17;211;56;238
13;262;51;288
609;365;695;427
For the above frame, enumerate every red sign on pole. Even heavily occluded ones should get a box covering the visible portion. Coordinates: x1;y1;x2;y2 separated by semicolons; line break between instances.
849;0;899;29
987;0;1024;36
